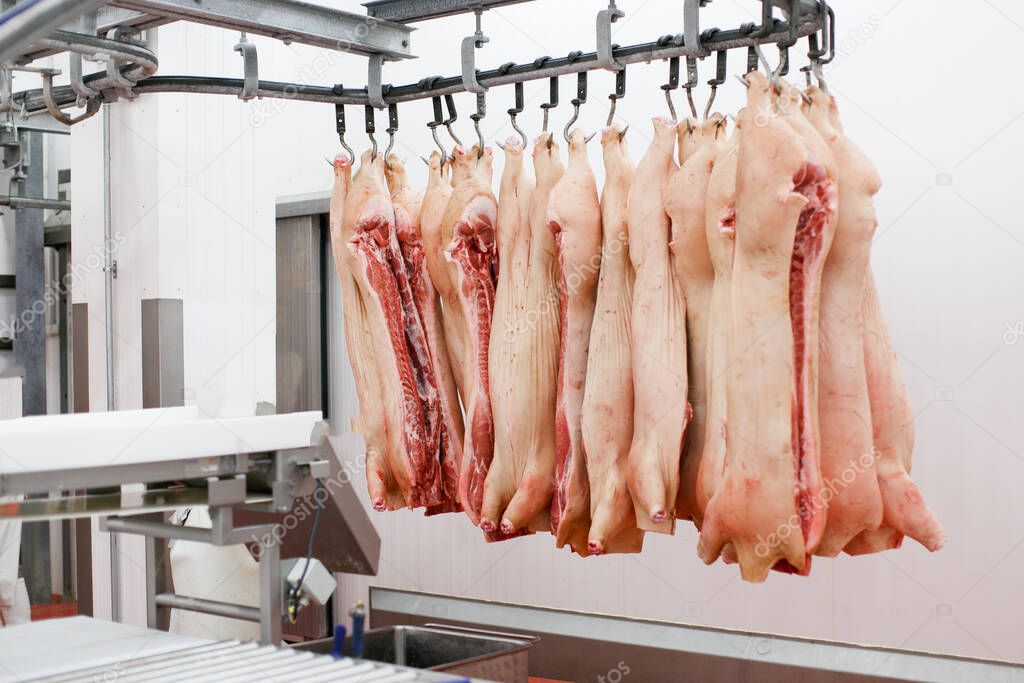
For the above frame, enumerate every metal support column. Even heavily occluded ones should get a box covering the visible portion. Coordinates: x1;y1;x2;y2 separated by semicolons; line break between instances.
12;131;50;605
14;131;46;416
258;536;283;645
141;297;184;631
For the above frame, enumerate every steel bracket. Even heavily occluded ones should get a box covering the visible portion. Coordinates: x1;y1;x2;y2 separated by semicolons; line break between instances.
684;0;707;56
367;53;387;109
70;12;100;101
461;10;489;94
596;2;625;71
233;33;259;101
42;70;100;125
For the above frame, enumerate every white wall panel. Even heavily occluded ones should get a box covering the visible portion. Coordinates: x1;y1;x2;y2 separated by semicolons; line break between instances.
65;0;1024;661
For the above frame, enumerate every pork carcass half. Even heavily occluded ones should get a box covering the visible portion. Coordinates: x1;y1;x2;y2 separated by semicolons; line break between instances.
387;155;465;515
481;135;565;540
797;88;885;554
345;151;442;509
441;146;501;527
331;155;402;510
698;73;838;581
482;136;560;537
627;117;690;534
667;114;727;523
695;119;741;520
420;152;469;406
581;125;644;555
548;129;602;553
845;270;946;554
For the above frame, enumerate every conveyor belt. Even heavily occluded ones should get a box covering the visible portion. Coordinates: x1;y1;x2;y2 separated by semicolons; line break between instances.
3;607;465;683
24;639;460;683
0;616;472;683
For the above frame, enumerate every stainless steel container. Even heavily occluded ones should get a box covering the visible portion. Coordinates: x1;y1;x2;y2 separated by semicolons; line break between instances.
296;624;535;683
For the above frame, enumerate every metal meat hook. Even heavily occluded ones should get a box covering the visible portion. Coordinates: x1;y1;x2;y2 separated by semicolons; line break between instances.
443;94;464;152
470;92;486;159
704;49;727;120
539;74;559;150
384;103;398;168
364;105;378;158
563;71;595;144
427;95;448;165
335;100;355;164
661;56;681;122
507;81;527;149
683;56;699;119
607;66;626;128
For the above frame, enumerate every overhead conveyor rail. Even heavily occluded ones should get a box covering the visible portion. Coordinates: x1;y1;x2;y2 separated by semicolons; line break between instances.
6;0;830;116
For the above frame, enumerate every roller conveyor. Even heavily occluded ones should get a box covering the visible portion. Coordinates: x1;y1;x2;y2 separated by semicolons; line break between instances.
0;618;486;683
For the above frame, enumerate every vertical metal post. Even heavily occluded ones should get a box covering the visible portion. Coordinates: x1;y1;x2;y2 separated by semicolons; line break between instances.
13;130;50;605
259;538;283;645
144;531;157;628
141;297;183;631
102;103;121;622
57;246;68;412
14;131;45;416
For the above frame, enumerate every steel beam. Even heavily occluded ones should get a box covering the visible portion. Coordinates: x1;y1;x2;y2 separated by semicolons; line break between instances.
364;0;533;23
21;8;173;62
0;0;108;65
110;0;415;59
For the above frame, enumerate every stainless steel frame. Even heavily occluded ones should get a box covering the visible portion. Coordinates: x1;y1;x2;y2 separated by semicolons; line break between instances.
0;418;382;645
7;0;829;115
370;588;1024;683
363;0;533;23
109;0;415;59
0;0;109;66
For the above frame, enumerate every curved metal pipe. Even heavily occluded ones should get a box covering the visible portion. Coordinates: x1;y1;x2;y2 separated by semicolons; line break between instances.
0;0;107;66
36;30;159;82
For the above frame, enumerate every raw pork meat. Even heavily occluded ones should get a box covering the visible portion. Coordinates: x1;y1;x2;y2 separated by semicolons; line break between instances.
442;146;500;526
695;119;741;520
626;117;690;535
698;74;837;581
345;151;441;509
483;132;565;540
581;125;644;555
481;135;558;537
846;270;946;554
421;153;469;405
387;155;465;515
330;155;402;511
799;88;884;554
666;114;727;523
549;129;602;553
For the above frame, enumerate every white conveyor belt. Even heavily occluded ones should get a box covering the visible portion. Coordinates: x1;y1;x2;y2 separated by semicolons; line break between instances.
0;617;483;682
0;407;322;475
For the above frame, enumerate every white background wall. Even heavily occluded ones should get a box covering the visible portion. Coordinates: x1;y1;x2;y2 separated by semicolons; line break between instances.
64;0;1024;663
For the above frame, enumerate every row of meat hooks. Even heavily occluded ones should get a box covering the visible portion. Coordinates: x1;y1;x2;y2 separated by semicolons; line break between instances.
332;0;834;168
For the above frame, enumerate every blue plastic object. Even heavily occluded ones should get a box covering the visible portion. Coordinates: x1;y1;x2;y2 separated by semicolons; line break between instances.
349;602;366;658
331;624;347;660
